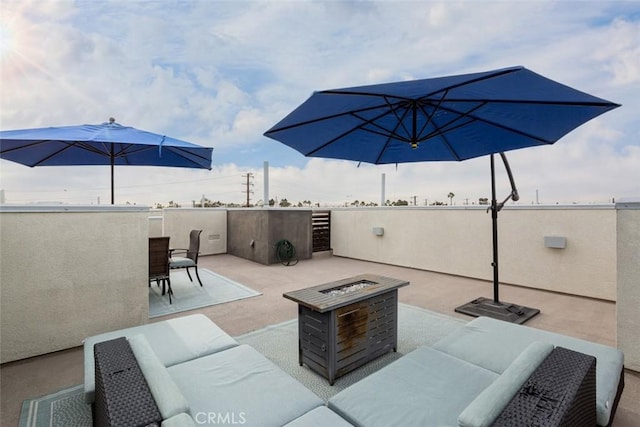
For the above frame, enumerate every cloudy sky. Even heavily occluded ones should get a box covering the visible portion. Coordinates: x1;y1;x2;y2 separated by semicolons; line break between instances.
1;1;638;207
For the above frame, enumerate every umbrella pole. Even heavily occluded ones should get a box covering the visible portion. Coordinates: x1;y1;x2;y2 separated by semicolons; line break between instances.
455;153;540;324
110;150;115;205
491;154;500;303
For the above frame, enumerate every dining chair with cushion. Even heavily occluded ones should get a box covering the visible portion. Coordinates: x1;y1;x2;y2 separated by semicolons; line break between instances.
149;236;172;303
170;229;203;287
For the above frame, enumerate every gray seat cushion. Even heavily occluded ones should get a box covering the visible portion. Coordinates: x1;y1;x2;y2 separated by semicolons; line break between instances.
328;346;498;427
162;413;197;427
284;406;353;427
170;256;195;268
128;334;190;420
168;344;324;427
433;316;624;426
457;341;554;427
83;314;238;403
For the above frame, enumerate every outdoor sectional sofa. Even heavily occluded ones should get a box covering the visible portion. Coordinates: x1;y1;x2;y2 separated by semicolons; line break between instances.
83;313;624;427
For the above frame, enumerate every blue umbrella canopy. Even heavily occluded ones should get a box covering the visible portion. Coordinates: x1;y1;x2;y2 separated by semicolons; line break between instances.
264;66;620;164
0;118;213;203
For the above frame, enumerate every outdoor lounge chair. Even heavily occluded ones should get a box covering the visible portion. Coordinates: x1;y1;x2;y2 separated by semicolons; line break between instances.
170;229;203;287
149;237;172;303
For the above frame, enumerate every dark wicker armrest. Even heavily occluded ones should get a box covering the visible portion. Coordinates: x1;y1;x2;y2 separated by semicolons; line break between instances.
94;337;162;427
492;346;597;427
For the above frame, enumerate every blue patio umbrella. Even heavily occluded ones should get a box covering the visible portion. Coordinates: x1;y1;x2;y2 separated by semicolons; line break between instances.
264;66;620;323
0;118;213;204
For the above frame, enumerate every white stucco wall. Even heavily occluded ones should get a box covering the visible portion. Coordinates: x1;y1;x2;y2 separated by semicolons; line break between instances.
162;208;227;255
616;202;640;371
0;205;149;363
148;213;164;237
331;205;616;301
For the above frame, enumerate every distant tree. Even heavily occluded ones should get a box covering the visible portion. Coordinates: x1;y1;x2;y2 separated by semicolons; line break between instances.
269;198;276;207
193;197;223;208
430;201;446;206
279;198;291;207
448;192;455;205
479;197;489;205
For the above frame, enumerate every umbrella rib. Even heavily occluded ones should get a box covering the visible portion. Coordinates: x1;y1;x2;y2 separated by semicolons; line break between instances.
109;143;152;165
317;67;523;104
413;95;556;157
35;141;106;166
372;100;414;163
351;96;423;145
106;143;212;168
348;97;414;146
416;99;484;140
266;97;409;134
0;140;54;157
416;111;462;161
451;104;556;144
416;67;522;102
321;89;414;102
415;90;450;143
167;147;214;168
384;96;414;143
418;100;557;145
0;140;103;166
306;103;412;156
420;98;618;108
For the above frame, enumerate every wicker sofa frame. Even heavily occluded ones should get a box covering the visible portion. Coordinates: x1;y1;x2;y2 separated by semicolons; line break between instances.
94;338;162;427
492;346;597;426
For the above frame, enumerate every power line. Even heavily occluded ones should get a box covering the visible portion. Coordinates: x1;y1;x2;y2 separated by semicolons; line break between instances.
2;174;240;194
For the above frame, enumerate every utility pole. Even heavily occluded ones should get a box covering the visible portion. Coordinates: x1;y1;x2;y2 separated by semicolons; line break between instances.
242;173;254;207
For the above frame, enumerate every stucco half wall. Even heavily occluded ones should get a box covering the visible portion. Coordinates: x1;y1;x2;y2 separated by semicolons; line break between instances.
162;208;227;255
0;205;150;363
616;202;640;371
330;205;616;301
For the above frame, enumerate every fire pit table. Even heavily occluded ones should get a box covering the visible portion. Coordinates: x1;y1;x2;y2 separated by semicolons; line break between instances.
283;274;409;385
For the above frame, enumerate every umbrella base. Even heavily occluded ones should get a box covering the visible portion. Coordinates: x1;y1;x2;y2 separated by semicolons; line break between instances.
455;297;540;324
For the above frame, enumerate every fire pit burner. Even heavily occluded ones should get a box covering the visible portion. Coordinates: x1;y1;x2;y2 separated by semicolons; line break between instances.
320;280;377;296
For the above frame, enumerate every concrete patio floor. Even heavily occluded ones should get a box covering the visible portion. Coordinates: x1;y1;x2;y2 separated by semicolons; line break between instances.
1;253;638;426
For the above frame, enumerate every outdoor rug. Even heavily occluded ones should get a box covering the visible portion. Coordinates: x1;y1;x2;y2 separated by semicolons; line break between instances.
19;384;90;427
149;268;261;318
235;303;467;401
18;304;466;426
